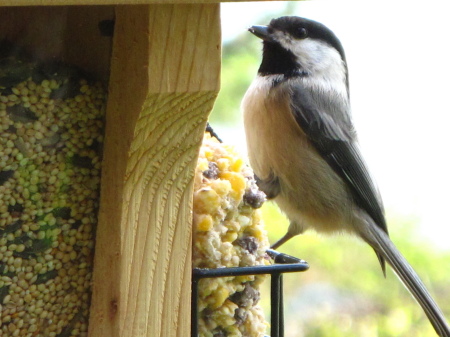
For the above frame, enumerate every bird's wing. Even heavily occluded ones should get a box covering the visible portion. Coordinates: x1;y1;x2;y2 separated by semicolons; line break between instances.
289;81;388;235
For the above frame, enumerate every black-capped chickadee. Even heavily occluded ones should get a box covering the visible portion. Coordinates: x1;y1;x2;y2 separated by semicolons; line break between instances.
242;16;450;336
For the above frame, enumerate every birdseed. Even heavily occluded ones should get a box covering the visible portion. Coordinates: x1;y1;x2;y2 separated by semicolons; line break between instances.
0;53;105;337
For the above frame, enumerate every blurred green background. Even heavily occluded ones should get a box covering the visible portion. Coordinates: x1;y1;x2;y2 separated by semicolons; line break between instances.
209;2;450;336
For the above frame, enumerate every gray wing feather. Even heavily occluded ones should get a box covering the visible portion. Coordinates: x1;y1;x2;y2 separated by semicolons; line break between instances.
289;81;388;234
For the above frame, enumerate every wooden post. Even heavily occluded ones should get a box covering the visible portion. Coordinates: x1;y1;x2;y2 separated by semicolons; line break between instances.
88;4;221;337
0;3;222;336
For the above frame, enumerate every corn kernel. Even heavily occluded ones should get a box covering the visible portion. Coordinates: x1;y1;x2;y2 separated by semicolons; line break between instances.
204;148;214;161
196;214;214;232
230;157;244;172
210;179;231;196
194;188;220;214
210;286;230;309
197;158;209;172
223;231;238;243
220;172;246;201
216;158;230;171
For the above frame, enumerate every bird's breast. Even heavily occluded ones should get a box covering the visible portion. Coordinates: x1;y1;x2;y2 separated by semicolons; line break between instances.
242;76;353;233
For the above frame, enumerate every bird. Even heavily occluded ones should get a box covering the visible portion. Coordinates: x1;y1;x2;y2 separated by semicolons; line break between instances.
241;16;450;336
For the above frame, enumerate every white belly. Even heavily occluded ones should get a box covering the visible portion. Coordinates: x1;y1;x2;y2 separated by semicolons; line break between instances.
242;76;353;234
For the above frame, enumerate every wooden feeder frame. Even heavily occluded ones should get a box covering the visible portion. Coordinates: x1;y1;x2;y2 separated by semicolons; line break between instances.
0;1;288;336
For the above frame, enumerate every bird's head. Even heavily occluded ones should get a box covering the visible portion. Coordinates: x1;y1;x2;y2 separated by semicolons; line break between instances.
249;16;347;81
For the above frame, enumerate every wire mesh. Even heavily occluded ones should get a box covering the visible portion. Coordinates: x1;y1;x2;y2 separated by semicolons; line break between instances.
192;250;309;337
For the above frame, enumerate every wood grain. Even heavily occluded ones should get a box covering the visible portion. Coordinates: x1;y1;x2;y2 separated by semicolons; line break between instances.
0;6;114;82
88;4;220;337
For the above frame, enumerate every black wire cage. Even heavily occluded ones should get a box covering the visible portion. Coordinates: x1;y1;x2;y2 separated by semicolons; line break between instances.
191;250;309;337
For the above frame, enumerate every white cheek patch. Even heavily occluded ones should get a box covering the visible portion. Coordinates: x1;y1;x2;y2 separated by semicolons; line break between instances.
293;39;344;75
274;32;347;96
274;31;346;80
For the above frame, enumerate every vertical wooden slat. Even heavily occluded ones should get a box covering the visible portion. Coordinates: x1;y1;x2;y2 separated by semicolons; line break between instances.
88;4;221;337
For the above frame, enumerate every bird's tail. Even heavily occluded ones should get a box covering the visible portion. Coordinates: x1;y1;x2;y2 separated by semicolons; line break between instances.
360;217;450;337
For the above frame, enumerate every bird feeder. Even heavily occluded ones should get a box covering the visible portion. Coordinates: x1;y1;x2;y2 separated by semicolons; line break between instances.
0;2;227;337
0;2;311;337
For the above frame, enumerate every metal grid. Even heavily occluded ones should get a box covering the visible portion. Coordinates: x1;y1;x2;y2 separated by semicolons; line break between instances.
192;250;309;337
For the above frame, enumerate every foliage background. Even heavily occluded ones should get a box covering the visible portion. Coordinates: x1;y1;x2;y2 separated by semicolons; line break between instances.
208;2;450;336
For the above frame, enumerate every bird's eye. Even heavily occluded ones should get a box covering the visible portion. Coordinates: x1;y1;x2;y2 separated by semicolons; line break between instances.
295;27;308;39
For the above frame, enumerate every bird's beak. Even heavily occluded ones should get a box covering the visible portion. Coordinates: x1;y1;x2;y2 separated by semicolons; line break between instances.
248;25;274;42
